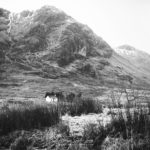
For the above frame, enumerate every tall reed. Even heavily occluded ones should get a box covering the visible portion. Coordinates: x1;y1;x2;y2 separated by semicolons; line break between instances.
0;103;60;135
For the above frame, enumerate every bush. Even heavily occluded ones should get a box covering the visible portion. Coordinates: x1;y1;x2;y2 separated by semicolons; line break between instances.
104;107;150;149
59;98;102;116
57;122;70;136
10;134;33;150
82;107;150;150
0;103;60;135
82;123;107;149
108;108;150;139
101;137;130;150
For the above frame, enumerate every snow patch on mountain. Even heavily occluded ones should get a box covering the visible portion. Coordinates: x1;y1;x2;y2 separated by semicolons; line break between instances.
114;48;138;57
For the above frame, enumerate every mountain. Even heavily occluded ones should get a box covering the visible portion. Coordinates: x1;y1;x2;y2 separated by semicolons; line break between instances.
113;45;150;84
116;45;150;72
0;6;149;102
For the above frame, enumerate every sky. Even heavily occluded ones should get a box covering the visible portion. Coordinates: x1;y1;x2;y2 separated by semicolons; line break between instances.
1;0;150;53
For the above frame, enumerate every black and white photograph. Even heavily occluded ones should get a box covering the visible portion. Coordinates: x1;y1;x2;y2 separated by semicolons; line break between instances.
0;0;150;149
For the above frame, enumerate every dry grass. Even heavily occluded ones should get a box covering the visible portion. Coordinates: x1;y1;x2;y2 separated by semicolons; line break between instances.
82;106;150;150
0;97;102;136
0;102;60;135
59;98;102;116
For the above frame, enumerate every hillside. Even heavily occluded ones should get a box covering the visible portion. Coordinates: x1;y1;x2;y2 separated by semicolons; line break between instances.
113;45;150;85
116;45;150;73
0;6;150;102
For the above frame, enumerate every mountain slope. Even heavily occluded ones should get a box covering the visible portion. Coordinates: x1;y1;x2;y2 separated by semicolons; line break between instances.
112;45;150;86
1;6;115;80
116;45;150;73
0;6;149;102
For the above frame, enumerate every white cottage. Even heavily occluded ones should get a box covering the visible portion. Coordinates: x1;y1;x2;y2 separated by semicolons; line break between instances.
45;92;58;103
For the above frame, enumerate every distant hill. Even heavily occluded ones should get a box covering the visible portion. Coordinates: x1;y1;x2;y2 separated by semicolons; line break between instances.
113;44;150;86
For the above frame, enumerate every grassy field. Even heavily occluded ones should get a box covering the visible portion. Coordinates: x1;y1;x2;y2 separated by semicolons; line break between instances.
1;86;150;149
0;97;103;135
2;105;150;150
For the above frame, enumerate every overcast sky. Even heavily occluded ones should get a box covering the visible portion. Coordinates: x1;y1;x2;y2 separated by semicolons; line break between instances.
1;0;150;53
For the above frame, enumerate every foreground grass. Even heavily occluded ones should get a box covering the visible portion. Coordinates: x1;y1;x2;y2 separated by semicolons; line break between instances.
0;97;102;136
0;102;60;135
3;97;150;149
82;107;150;150
1;104;150;149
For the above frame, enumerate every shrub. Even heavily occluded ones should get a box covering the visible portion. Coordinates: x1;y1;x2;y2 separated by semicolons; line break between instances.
0;103;60;135
101;137;130;150
57;122;70;136
104;107;150;149
10;134;33;150
82;123;107;149
108;108;150;139
59;98;102;116
101;135;150;150
82;106;150;150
